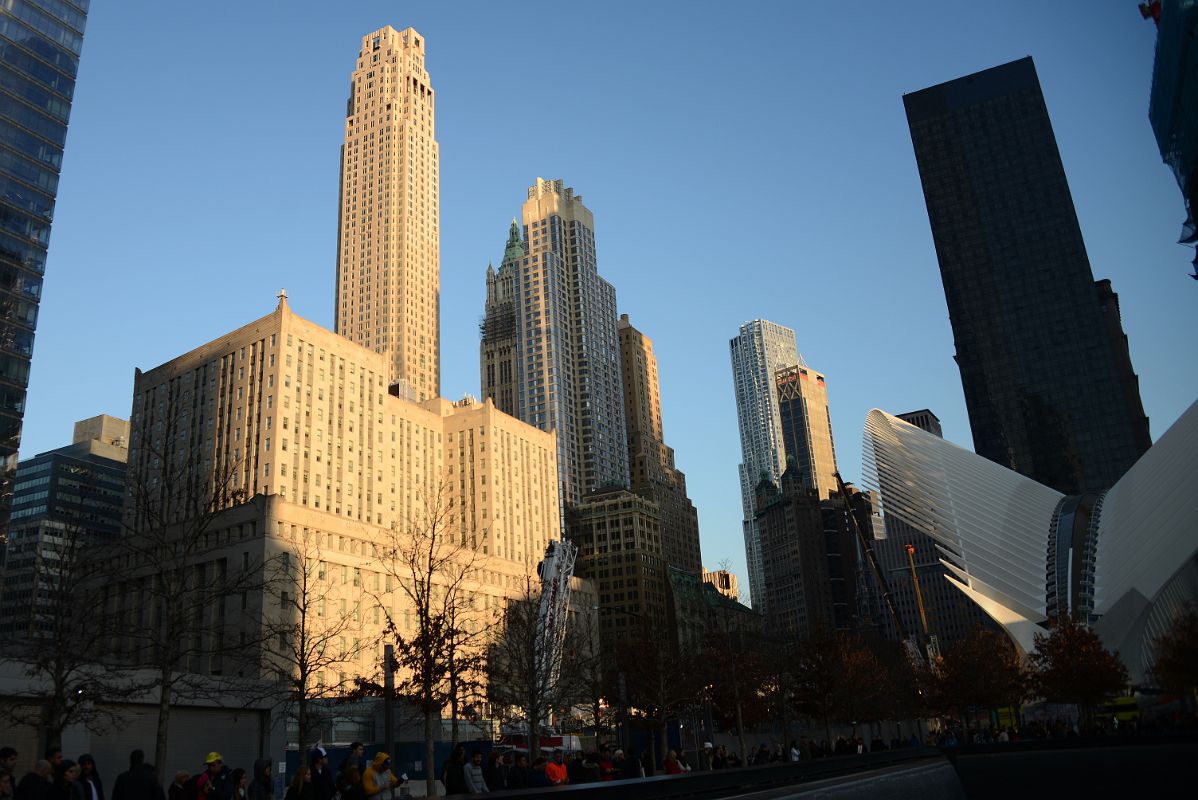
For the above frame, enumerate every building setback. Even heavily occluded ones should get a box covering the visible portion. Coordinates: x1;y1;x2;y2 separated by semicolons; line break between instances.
335;26;440;401
617;314;701;575
113;295;562;686
904;57;1151;495
480;179;628;517
0;1;89;531
729;320;799;611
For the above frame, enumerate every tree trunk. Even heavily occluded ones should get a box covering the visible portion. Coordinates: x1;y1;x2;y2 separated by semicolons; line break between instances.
155;666;173;785
450;671;459;746
736;700;747;764
658;718;668;769
528;707;541;763
297;693;309;754
424;708;437;798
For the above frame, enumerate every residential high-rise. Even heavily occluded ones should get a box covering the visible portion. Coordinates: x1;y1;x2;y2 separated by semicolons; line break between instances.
0;1;89;531
729;320;798;610
480;178;628;516
335;26;440;401
618;314;701;574
775;362;838;499
904;57;1151;495
1;415;127;639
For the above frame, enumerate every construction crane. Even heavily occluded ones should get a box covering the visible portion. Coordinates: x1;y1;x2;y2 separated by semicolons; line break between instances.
905;543;941;664
535;538;578;696
833;472;931;669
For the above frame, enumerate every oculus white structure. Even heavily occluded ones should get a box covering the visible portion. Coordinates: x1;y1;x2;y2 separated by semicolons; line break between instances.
863;400;1198;683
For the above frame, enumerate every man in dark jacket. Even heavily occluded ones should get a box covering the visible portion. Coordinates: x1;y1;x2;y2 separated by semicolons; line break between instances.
14;762;52;800
110;752;162;800
306;750;334;800
246;761;271;800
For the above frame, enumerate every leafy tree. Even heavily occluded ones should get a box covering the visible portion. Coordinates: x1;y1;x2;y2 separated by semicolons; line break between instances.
1029;615;1128;724
934;627;1027;724
791;629;891;740
1150;608;1198;696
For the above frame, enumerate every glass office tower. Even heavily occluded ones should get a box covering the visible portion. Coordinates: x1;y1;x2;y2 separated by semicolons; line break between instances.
904;57;1151;495
0;0;89;530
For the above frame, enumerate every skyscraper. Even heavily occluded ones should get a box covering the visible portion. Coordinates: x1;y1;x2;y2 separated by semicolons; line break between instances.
729;319;799;610
0;0;89;530
618;313;701;574
480;178;628;514
775;361;838;499
904;57;1151;495
335;26;439;401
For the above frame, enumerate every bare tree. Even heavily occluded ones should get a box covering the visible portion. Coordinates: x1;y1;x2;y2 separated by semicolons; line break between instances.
112;384;269;783
261;533;368;753
485;578;587;761
372;482;482;797
0;462;131;751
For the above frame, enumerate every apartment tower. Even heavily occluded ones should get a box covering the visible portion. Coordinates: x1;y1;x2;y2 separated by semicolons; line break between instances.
729;319;799;611
775;361;838;499
0;1;89;531
335;26;440;401
480;178;628;515
904;58;1151;495
617;314;701;574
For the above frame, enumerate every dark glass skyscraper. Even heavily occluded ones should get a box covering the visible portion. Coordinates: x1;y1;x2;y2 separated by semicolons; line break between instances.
0;0;89;529
904;57;1151;495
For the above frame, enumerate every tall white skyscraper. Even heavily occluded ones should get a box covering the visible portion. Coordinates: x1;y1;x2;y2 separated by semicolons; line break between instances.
335;26;440;401
730;319;799;610
480;179;628;515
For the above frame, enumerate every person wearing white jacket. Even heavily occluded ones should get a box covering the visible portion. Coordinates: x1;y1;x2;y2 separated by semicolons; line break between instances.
462;753;488;795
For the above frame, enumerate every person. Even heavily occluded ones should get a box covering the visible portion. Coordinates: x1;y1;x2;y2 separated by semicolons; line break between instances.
281;770;312;800
339;745;364;781
697;743;713;771
2;772;14;800
506;755;528;790
0;749;17;787
663;750;682;775
543;752;567;786
639;750;654;778
334;764;360;800
75;757;101;800
228;771;246;800
48;761;82;800
306;750;333;800
675;750;692;773
439;746;466;797
789;740;801;763
711;745;727;770
527;759;550;789
480;752;504;794
461;752;487;795
15;762;52;800
166;774;189;800
597;749;614;782
110;751;161;800
246;761;271;800
361;754;396;800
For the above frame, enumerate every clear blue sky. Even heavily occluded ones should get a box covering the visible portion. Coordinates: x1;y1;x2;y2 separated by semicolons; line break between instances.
22;1;1196;598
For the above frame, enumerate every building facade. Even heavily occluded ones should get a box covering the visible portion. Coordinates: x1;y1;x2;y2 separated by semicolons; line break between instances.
114;295;564;691
864;400;1198;684
617;314;701;574
0;0;89;531
1147;0;1198;277
870;410;995;650
775;361;838;499
0;414;127;638
701;569;739;602
729;319;799;610
904;57;1151;496
570;487;667;649
334;26;440;401
480;178;628;515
